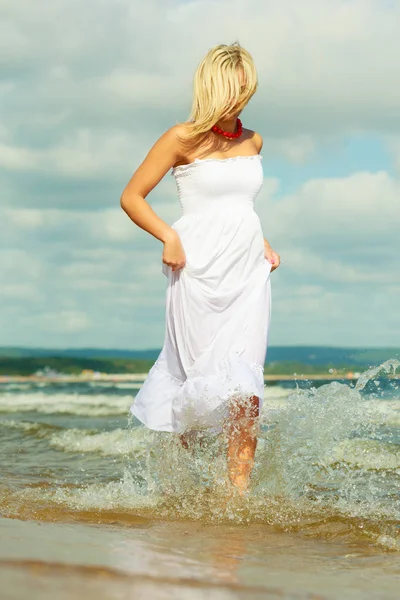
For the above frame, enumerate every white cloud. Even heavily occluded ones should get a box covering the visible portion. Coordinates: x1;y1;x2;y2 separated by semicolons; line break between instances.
0;130;141;178
254;168;400;345
40;311;91;333
262;136;316;164
259;171;400;269
383;134;400;173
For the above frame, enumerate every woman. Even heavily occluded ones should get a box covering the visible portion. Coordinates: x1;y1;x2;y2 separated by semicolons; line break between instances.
120;42;280;494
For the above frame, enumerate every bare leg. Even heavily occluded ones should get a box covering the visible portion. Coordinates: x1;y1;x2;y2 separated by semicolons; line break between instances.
226;396;260;494
179;434;189;449
179;431;206;450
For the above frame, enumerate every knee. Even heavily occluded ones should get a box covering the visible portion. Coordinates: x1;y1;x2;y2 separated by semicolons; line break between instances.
248;396;260;419
229;396;260;428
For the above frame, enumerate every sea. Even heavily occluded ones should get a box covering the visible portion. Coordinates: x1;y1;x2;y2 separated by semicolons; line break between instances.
1;360;399;599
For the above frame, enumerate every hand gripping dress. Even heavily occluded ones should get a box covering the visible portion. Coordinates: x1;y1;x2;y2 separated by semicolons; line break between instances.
130;154;272;434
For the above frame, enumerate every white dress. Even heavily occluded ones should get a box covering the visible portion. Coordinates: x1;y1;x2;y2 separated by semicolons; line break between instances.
130;154;272;434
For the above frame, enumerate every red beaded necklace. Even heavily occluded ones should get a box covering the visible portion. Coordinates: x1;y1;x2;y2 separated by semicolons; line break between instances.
211;118;243;140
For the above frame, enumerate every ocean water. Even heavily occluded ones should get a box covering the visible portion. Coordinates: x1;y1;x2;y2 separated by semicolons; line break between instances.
1;360;399;599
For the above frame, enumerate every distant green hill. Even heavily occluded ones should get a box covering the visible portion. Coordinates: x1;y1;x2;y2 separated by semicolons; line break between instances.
0;346;398;376
0;347;160;360
0;356;154;376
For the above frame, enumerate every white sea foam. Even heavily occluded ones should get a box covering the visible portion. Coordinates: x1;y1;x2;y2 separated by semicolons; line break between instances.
0;385;293;418
0;419;44;433
115;382;143;390
33;417;400;472
17;469;156;512
49;427;149;456
330;438;400;471
88;382;143;390
0;392;132;416
1;383;33;391
263;386;292;399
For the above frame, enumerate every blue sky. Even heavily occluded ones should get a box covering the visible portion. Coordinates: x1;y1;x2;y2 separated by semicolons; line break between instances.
1;0;399;349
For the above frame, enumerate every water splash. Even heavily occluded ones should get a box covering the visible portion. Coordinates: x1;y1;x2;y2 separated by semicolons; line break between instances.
355;359;399;392
123;360;400;545
1;361;399;550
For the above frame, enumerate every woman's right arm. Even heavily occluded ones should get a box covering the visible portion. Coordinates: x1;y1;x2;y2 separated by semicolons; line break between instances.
120;125;186;271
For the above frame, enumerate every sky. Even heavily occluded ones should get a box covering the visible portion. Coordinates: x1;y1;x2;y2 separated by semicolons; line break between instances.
1;0;399;350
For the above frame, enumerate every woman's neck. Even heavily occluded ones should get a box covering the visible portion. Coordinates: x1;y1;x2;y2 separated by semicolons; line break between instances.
214;116;239;133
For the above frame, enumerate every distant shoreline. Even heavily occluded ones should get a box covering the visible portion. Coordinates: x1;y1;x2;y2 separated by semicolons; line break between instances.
1;372;397;384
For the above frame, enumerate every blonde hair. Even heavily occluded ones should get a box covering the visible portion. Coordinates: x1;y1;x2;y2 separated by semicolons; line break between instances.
180;41;258;143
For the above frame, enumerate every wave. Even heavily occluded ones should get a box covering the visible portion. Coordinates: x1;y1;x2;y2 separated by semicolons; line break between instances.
5;465;399;551
49;427;149;456
330;438;400;471
0;386;292;417
5;414;399;478
0;419;61;436
88;381;143;390
0;392;133;416
41;423;400;475
0;383;34;391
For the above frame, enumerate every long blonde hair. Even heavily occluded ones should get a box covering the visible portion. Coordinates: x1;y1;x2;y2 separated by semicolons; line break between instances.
180;41;258;143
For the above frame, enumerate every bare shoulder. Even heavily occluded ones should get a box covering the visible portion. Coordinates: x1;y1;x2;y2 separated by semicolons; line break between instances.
120;124;190;200
162;122;190;140
171;122;192;138
142;123;190;165
244;128;263;153
253;131;263;153
155;123;185;148
157;123;191;158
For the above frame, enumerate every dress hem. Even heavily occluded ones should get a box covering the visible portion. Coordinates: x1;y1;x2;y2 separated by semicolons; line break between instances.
130;356;265;435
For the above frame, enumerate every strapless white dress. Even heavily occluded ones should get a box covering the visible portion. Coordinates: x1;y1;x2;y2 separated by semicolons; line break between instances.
130;154;272;434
